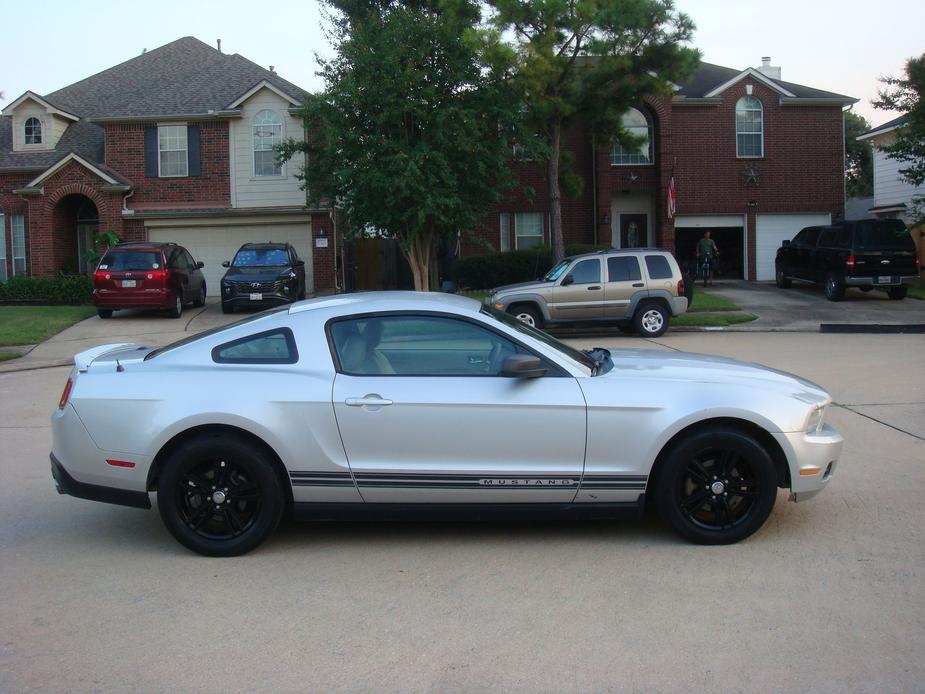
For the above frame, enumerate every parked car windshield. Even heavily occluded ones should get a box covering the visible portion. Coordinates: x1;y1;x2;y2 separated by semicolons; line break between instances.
99;251;161;271
855;220;916;252
232;248;290;267
481;305;595;371
543;260;570;281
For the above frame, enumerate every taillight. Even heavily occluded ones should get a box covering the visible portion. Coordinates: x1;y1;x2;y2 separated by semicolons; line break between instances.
147;269;169;282
846;255;856;271
58;377;73;410
677;278;685;297
93;271;109;282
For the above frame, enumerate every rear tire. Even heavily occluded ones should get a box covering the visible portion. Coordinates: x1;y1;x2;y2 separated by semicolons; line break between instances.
167;293;183;318
888;286;907;300
824;272;845;302
97;309;113;319
157;434;285;556
634;302;669;338
221;302;234;315
775;266;792;289
193;283;206;307
508;304;543;329
654;427;778;545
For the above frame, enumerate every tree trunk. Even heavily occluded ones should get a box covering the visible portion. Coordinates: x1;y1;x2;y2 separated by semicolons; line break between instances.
548;117;564;264
403;231;435;291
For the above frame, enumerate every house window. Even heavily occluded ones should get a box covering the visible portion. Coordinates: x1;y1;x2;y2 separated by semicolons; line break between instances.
253;110;283;177
12;215;26;276
0;213;6;282
158;125;188;177
736;96;764;157
514;212;544;249
499;214;511;251
24;117;42;145
611;108;653;165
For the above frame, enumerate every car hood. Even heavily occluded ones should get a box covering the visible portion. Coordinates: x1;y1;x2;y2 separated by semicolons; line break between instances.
222;266;293;282
491;279;554;295
600;349;830;403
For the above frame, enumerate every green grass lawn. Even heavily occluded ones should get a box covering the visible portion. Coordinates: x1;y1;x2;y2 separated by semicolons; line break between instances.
688;291;740;312
673;312;757;327
909;286;925;300
0;351;23;361
0;305;97;346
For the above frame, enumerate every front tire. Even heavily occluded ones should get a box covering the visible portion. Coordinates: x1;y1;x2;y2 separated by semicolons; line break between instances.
775;266;792;289
654;427;778;545
634;302;669;337
824;272;845;302
221;302;234;314
157;434;285;556
508;304;543;329
888;285;907;300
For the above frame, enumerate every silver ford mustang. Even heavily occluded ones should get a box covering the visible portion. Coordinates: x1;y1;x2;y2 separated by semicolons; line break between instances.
51;292;842;556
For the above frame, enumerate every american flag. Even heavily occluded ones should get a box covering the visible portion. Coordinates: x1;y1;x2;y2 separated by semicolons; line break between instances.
667;176;677;220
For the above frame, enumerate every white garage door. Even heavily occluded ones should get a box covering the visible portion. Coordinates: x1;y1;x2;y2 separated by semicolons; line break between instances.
755;213;831;281
148;222;313;296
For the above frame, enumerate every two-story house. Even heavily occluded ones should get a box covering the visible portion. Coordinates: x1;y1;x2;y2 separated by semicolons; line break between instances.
467;58;855;281
0;37;335;294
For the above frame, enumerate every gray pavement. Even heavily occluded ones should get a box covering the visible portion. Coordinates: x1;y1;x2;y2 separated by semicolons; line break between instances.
1;332;924;691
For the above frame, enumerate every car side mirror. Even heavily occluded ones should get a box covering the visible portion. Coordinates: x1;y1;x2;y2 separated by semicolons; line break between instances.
561;274;574;286
500;354;547;378
197;261;205;269
782;240;791;247
222;261;230;268
295;259;305;267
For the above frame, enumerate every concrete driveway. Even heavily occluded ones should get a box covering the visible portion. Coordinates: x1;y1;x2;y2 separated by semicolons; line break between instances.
704;280;925;331
1;331;923;691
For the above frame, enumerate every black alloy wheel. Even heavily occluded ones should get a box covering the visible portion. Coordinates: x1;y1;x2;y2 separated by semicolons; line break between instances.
157;435;284;556
824;271;845;302
656;427;777;544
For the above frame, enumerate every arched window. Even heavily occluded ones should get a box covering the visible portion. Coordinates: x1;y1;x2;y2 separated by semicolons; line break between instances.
253;110;283;177
24;117;42;145
736;96;763;157
610;108;653;165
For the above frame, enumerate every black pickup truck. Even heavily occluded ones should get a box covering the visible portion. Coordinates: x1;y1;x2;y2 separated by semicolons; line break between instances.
775;219;920;301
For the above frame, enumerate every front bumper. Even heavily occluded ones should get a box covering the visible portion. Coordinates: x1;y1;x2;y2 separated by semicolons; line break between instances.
773;423;843;502
51;453;151;509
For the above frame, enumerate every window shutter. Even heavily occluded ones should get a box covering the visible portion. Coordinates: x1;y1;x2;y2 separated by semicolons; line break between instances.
187;125;201;177
144;127;158;177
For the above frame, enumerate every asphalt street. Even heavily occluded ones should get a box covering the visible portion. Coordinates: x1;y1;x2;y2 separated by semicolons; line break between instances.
1;331;923;692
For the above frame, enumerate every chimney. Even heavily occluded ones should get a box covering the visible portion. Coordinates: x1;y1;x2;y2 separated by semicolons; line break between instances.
757;56;781;80
217;38;222;53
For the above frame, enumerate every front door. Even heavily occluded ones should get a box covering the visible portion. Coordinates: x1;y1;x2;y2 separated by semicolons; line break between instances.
620;214;647;248
76;224;98;274
549;257;604;320
329;313;586;503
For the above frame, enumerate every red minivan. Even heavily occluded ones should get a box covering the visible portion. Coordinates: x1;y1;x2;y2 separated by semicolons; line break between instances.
92;242;207;319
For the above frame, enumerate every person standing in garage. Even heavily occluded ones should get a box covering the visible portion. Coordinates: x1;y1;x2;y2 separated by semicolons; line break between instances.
696;230;720;287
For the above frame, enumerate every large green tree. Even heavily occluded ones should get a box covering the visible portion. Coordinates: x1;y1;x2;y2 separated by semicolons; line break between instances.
844;110;873;198
280;0;520;290
489;0;700;262
873;52;925;223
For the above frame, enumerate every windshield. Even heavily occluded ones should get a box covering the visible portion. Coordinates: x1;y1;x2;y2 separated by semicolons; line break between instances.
482;305;595;371
855;220;915;252
99;251;161;271
232;248;290;267
144;306;290;360
543;260;570;282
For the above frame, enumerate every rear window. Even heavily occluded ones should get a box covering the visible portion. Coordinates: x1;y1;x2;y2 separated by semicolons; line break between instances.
144;306;290;360
644;255;673;280
99;251;161;271
212;329;298;364
854;220;915;252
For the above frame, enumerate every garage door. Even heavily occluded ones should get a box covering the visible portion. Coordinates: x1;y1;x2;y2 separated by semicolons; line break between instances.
755;214;831;281
148;222;313;296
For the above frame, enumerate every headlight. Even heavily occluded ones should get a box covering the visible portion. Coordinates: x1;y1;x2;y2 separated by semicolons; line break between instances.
804;404;827;433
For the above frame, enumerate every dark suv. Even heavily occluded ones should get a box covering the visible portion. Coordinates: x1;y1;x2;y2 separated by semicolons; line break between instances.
93;242;206;319
220;242;306;313
775;219;920;301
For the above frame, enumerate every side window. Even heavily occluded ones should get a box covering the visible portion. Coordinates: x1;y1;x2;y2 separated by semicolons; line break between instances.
835;227;852;249
183;250;196;269
607;256;642;282
567;259;601;284
166;249;181;269
804;228;821;247
330;315;521;377
793;229;808;245
818;229;837;247
212;329;298;364
644;255;673;280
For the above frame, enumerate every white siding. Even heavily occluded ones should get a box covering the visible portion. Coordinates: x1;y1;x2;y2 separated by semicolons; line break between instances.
230;88;307;208
9;100;70;150
755;213;830;281
871;132;925;211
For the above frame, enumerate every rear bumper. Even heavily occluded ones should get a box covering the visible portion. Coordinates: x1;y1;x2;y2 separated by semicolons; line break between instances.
50;453;151;509
845;275;917;287
93;288;173;309
669;296;689;316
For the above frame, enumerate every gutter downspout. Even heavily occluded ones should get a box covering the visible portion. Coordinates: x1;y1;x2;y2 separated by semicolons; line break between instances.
591;140;598;246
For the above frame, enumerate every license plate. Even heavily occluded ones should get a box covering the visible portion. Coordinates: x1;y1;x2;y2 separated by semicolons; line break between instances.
121;279;136;288
876;276;894;284
249;293;263;301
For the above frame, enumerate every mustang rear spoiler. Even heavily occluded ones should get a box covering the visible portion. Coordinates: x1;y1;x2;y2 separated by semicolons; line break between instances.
73;343;138;372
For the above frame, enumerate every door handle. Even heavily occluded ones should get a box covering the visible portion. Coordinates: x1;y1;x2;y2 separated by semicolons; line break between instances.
632;283;644;287
587;285;601;291
345;395;393;407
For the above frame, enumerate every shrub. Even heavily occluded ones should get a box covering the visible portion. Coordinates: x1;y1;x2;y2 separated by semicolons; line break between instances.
451;244;610;290
0;275;94;304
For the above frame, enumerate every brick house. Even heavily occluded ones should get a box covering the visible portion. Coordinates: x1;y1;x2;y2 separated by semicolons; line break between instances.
471;58;856;281
0;37;335;294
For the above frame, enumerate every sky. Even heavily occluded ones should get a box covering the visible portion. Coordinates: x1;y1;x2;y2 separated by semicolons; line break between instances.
0;0;922;127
